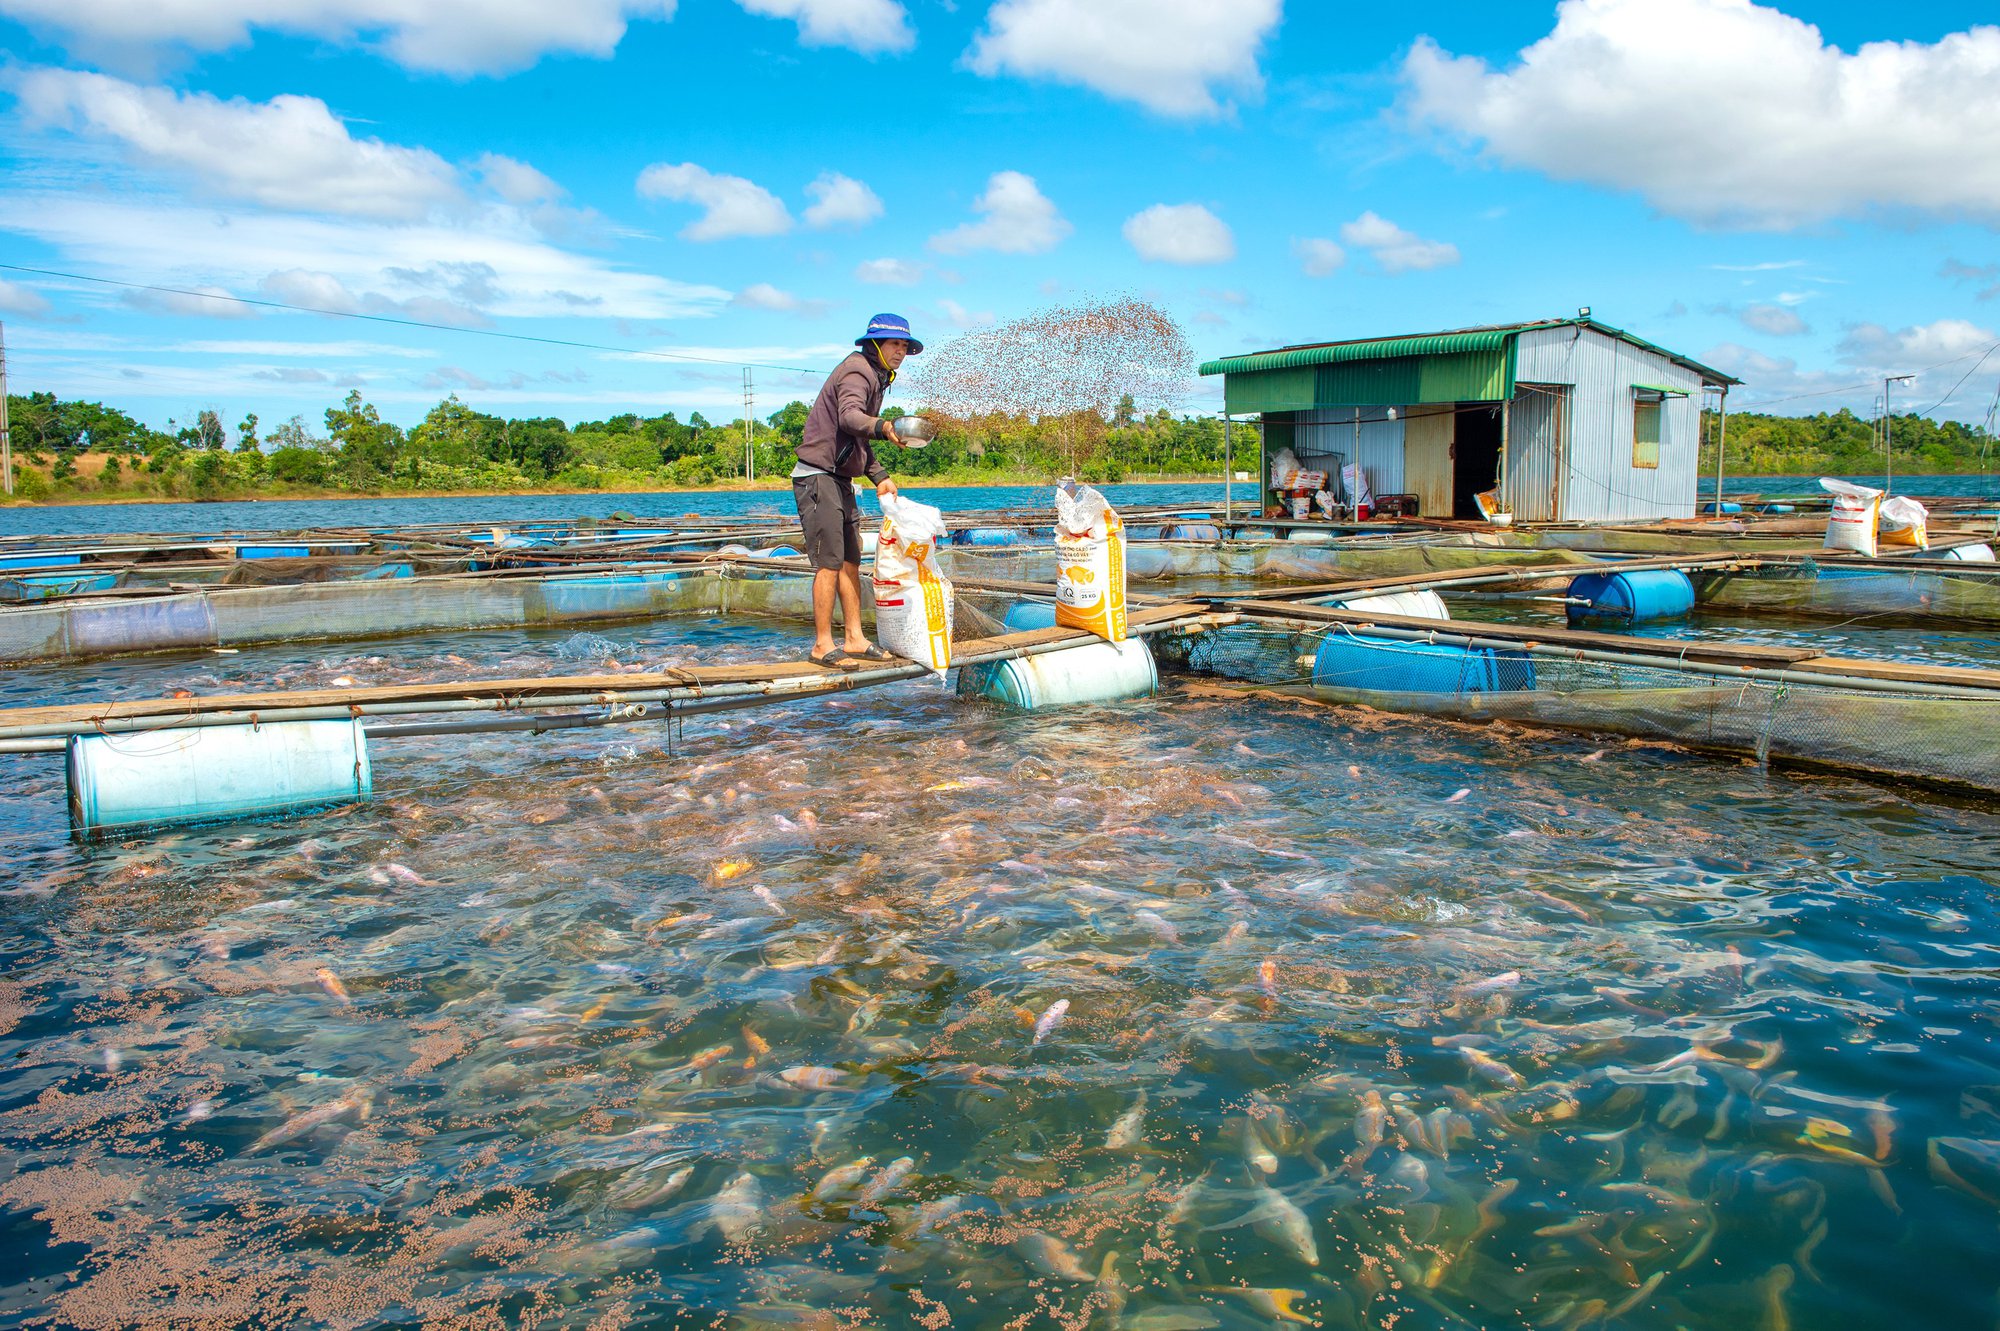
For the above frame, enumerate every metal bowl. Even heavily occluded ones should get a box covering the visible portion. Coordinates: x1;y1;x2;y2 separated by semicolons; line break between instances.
893;415;937;445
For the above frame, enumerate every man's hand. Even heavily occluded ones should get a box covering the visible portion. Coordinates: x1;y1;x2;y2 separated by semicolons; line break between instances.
881;418;902;447
876;478;898;502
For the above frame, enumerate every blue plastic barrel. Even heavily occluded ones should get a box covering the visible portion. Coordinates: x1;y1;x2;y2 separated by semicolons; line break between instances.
1001;602;1059;633
0;572;120;601
67;719;372;835
1699;502;1743;515
1566;569;1696;625
1163;523;1222;541
955;528;1023;547
959;639;1157;709
1312;634;1536;695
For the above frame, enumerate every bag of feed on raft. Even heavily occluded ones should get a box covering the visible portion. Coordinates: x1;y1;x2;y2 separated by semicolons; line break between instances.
1054;479;1127;644
1879;495;1930;550
872;493;954;672
1821;477;1883;556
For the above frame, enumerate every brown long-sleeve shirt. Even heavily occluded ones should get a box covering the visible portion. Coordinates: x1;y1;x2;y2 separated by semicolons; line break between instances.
795;351;893;483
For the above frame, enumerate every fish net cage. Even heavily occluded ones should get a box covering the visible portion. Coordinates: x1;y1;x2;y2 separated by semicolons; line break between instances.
1694;561;2000;627
1167;622;2000;796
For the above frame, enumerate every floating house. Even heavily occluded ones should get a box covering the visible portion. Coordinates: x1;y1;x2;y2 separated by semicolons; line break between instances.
1199;316;1741;523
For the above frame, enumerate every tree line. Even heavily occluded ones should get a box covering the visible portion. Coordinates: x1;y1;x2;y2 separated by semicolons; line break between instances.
0;389;1257;501
1699;408;1995;478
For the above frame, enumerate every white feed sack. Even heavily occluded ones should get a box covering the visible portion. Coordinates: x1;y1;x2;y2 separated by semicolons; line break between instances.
872;494;954;672
1820;478;1883;557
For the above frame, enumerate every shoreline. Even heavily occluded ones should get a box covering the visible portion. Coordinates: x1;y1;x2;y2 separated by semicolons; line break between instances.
0;474;1231;509
1;471;1990;510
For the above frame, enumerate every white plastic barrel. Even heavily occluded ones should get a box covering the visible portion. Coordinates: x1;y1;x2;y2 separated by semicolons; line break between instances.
1944;543;1996;562
68;720;372;835
1330;590;1450;621
959;639;1157;709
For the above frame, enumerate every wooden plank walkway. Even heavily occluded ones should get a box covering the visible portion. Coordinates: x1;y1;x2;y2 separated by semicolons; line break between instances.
0;603;1217;738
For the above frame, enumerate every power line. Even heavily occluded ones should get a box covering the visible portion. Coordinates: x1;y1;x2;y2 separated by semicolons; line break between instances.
1914;343;2000;416
0;262;829;379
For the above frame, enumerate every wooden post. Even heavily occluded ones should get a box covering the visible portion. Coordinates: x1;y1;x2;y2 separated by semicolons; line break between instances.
0;320;11;497
1222;413;1232;523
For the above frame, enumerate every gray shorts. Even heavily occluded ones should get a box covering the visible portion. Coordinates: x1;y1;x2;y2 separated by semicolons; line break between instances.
793;473;862;571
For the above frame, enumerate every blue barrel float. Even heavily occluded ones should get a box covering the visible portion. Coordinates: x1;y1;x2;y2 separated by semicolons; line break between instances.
1566;569;1696;625
961;604;1157;708
67;719;372;835
1000;602;1058;632
1162;523;1222;542
1312;633;1536;695
954;527;1024;547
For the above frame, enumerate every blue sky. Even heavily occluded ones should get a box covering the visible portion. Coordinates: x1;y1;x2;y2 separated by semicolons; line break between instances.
0;0;1996;436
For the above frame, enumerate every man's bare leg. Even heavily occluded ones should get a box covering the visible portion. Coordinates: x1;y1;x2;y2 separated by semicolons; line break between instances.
812;567;841;658
837;561;871;654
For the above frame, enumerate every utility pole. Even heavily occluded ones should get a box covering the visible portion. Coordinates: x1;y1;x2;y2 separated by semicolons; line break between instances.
1884;373;1913;491
1222;413;1232;524
0;320;12;497
742;367;754;486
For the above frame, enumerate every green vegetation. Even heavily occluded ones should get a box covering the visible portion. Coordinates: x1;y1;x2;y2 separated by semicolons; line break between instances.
1700;409;1995;478
2;389;1258;504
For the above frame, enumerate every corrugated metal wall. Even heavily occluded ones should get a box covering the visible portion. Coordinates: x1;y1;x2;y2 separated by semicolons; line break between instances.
1296;408;1405;496
1513;327;1705;521
1500;388;1565;522
1402;407;1454;517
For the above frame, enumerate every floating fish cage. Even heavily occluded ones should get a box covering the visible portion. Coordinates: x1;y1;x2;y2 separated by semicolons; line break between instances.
1181;616;2000;797
1693;558;2000;627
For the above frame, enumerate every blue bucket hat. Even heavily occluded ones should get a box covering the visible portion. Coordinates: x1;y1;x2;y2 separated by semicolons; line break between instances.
857;312;923;355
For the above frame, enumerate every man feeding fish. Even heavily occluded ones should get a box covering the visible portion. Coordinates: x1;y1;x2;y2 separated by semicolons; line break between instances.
791;312;931;670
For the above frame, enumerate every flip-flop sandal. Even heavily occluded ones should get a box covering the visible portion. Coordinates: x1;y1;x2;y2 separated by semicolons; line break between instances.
845;645;896;662
810;647;861;671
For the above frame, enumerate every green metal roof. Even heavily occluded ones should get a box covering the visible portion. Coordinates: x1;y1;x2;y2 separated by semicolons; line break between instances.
1198;329;1515;376
1199;318;1741;389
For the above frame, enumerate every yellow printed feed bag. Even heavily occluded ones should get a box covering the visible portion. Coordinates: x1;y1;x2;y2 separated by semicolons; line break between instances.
1879;496;1930;550
1054;481;1127;644
872;494;954;673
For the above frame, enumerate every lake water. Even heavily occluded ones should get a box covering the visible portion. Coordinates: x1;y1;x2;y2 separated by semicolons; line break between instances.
1;475;1995;540
2;607;1998;1329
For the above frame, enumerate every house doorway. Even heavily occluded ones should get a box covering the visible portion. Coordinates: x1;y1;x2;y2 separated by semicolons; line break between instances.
1452;404;1503;517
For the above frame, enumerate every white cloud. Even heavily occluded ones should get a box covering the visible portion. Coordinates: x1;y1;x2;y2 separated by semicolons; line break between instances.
937;298;994;329
729;282;829;317
178;339;437;359
0;0;680;77
803;171;883;228
855;257;923;286
928;171;1071;255
125;283;256;318
1338;212;1459;274
1402;0;2000;229
733;283;802;312
734;0;912;54
1739;304;1808;336
1293;236;1346;278
1122;202;1234;265
474;153;561;205
0;190;731;325
636;162;793;241
1837;319;2000;368
1711;260;1808;272
0;278;53;317
966;0;1280;118
14;69;462;221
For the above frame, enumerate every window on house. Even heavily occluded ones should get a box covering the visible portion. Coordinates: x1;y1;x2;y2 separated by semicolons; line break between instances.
1633;394;1663;469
